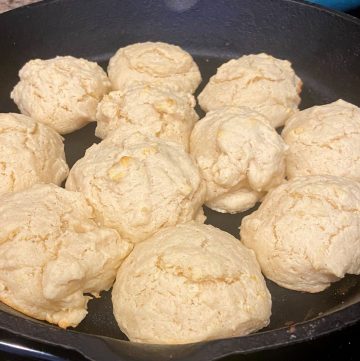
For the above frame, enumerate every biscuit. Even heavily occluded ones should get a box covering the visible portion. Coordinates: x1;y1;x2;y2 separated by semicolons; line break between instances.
198;53;302;128
11;56;111;134
112;222;271;344
107;42;201;93
95;85;198;151
0;184;132;328
241;175;360;292
0;113;68;195
282;99;360;180
190;107;287;213
66;129;206;243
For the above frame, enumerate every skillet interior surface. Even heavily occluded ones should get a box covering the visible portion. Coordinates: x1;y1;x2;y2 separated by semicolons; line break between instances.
0;0;360;360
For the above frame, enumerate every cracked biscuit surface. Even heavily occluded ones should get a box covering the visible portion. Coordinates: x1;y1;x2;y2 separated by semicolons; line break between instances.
198;53;302;128
95;85;198;151
0;113;68;196
66;129;206;243
112;222;271;344
0;184;132;328
282;99;360;180
11;56;111;134
190;107;287;213
107;42;201;93
240;175;360;293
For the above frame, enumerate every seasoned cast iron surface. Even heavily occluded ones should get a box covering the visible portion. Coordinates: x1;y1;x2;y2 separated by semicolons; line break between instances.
56;57;360;342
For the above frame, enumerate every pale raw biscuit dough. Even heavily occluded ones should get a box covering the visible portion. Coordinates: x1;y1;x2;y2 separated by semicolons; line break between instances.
282;99;360;180
107;42;201;93
112;222;271;344
0;113;69;196
0;184;132;328
240;175;360;293
95;85;198;151
198;53;302;128
66;130;206;243
190;107;287;213
11;56;111;134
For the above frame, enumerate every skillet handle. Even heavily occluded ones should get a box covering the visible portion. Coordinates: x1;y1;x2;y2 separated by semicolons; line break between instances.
0;339;65;361
0;328;89;361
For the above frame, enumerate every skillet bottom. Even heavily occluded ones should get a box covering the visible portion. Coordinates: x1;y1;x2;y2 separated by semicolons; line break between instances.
54;55;360;342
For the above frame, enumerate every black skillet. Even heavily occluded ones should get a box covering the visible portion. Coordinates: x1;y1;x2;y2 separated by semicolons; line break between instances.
0;0;360;360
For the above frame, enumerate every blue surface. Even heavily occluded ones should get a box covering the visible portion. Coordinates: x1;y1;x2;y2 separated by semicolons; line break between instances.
309;0;360;10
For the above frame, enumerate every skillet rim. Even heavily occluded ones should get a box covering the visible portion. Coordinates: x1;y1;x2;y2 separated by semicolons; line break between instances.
0;0;360;359
1;0;359;25
0;301;359;360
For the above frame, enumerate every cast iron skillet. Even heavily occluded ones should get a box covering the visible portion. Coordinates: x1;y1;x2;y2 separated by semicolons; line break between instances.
0;0;360;360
